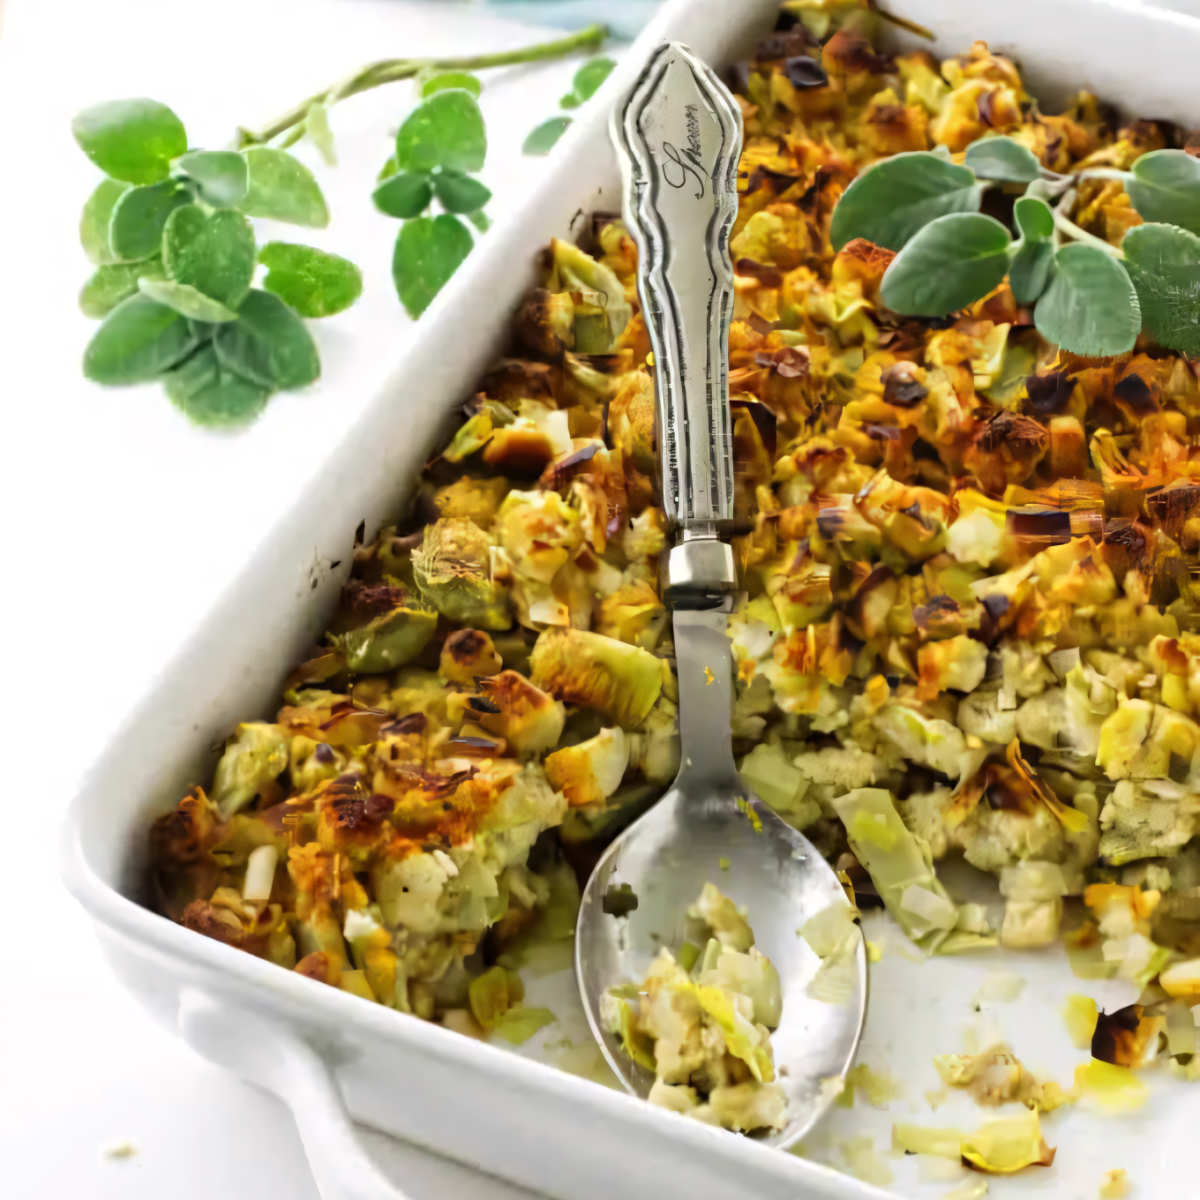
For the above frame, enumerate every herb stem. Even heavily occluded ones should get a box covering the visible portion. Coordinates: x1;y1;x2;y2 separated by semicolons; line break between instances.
1052;187;1123;257
1074;167;1133;184
239;24;608;147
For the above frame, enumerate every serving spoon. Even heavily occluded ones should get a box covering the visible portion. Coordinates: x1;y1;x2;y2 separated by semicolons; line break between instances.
575;42;867;1147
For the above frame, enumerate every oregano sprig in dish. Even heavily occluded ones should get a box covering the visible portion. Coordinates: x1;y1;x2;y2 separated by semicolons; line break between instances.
831;137;1200;358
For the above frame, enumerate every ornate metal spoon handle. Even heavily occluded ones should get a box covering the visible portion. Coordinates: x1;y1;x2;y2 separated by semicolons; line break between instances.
612;42;743;596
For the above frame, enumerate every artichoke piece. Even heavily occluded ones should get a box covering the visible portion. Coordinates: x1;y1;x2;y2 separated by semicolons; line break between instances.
1097;698;1200;780
1151;888;1200;956
432;476;510;527
738;741;820;829
874;705;968;780
211;722;289;818
544;727;629;807
607;369;656;474
832;787;985;953
547;238;632;353
474;670;566;756
530;628;664;728
439;628;504;684
515;286;576;357
329;579;437;673
497;489;582;583
412;517;512;631
626;696;680;783
596;581;667;650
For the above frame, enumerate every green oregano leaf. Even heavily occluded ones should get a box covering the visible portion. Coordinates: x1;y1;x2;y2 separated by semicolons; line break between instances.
466;210;491;233
432;169;492;214
1122;221;1200;356
880;212;1011;315
164;344;271;427
1013;195;1054;242
570;57;616;103
163;205;257;307
213;289;320;390
963;135;1041;183
80;179;130;264
560;92;582;110
523;116;571;156
377;154;399;182
830;152;980;251
72;98;187;184
373;171;433;218
239;147;329;227
176;150;248;208
1034;242;1140;357
1009;239;1055;305
392;213;473;317
395;90;487;173
305;101;337;166
82;293;201;384
418;71;481;99
79;258;165;318
108;180;190;261
1127;150;1200;235
258;242;363;317
139;277;239;322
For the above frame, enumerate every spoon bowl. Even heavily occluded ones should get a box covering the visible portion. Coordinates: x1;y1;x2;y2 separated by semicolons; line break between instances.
576;609;868;1146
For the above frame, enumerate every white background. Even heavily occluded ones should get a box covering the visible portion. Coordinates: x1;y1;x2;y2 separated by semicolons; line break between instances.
2;2;1198;1199
0;2;597;1196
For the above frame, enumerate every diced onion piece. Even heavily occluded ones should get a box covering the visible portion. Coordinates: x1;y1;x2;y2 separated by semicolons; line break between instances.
1161;958;1200;1001
1048;646;1081;680
241;845;278;902
1062;993;1099;1050
1000;861;1068;901
800;900;860;959
959;1109;1055;1173
538;409;573;456
807;958;858;1005
1073;1059;1148;1114
901;884;958;931
891;1123;963;1159
1166;1000;1197;1057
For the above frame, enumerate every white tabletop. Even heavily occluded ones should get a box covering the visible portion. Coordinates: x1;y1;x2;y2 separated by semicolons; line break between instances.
0;1;602;1195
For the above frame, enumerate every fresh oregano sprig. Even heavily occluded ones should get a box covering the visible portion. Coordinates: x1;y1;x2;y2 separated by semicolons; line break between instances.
238;26;607;155
75;99;362;427
831;136;1200;358
371;73;492;317
75;26;610;422
523;56;616;156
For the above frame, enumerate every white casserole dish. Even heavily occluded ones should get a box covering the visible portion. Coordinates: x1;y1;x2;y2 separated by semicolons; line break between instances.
62;1;1200;1196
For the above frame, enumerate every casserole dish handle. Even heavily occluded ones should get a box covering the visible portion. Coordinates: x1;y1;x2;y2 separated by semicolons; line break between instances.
178;989;411;1200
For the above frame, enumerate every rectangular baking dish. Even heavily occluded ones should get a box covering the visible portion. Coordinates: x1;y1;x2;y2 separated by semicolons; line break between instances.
62;1;1200;1197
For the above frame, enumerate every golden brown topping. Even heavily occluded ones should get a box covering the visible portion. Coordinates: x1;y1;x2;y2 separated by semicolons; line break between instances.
439;628;504;684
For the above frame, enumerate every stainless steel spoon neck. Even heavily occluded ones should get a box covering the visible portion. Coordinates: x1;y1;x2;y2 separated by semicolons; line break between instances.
613;40;745;791
671;605;738;792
